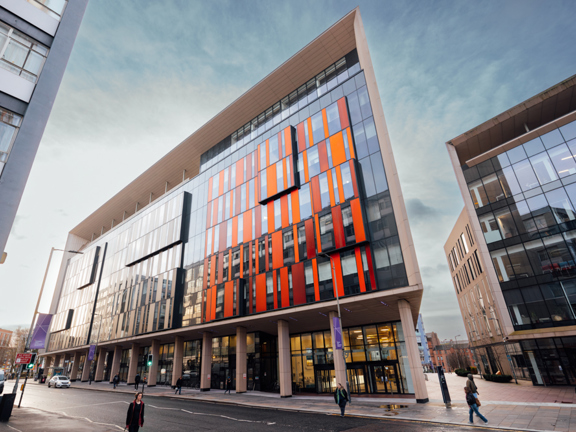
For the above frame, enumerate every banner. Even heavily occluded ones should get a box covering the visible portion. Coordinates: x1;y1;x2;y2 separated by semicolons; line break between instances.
88;344;96;361
29;313;53;349
332;316;343;350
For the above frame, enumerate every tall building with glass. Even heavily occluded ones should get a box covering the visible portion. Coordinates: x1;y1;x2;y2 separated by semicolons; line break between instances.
41;8;429;402
0;0;88;259
447;75;576;386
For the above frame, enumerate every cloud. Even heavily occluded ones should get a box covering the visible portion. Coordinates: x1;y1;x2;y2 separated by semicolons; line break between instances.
406;198;438;223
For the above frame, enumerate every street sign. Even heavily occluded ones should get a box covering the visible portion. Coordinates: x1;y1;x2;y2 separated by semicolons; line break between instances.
332;317;343;349
15;353;33;365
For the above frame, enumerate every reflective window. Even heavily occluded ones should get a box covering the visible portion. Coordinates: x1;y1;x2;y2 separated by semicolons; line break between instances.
326;102;340;136
319;172;330;209
364;117;379;155
283;230;295;265
299;183;313;220
274;200;282;231
357;86;372;119
26;0;67;20
0;107;22;176
548;143;576;178
269;134;279;165
319;213;334;251
529;152;557;185
512;159;539;191
311;112;324;144
352;121;369;159
523;137;545;157
0;23;49;83
341;164;355;200
308;146;320;178
238;214;243;245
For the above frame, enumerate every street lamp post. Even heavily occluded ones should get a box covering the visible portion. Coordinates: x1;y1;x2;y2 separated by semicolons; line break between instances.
318;251;351;405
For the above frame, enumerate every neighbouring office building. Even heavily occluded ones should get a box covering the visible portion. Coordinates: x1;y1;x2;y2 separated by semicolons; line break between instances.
414;314;431;369
41;9;428;401
446;74;576;386
0;0;88;258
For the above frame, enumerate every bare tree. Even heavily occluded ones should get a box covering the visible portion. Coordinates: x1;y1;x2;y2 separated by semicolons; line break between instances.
6;327;29;374
446;348;471;371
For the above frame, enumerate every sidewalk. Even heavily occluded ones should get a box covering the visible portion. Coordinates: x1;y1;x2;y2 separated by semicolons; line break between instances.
0;406;116;432
68;379;576;432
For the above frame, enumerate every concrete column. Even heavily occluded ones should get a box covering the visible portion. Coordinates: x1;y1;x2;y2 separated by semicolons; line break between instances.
200;332;212;391
172;336;184;387
81;350;92;382
329;311;347;388
236;326;247;393
398;299;429;403
54;354;62;368
94;347;106;381
127;343;140;385
278;320;292;398
109;346;122;383
147;340;160;386
69;352;80;381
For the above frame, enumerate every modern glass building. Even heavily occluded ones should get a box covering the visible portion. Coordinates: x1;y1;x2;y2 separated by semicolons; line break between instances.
42;8;428;401
447;75;576;386
0;0;88;259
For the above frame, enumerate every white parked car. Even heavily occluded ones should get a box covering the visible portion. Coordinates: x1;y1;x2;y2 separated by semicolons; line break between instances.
48;376;71;388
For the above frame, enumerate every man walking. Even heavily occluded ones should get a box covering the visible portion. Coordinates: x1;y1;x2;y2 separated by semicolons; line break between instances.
113;374;119;389
135;373;141;390
334;383;349;417
224;376;232;394
175;376;183;395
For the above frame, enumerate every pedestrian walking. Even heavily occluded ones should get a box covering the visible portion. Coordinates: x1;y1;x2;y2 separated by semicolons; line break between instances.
333;383;349;417
175;376;183;395
465;373;478;398
224;376;232;394
465;387;488;425
135;373;141;390
126;392;145;432
89;372;93;385
113;374;119;389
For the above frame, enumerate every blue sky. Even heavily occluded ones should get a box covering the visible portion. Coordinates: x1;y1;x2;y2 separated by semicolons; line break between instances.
2;0;576;339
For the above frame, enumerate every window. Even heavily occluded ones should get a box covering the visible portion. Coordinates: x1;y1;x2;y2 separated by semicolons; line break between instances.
222;254;229;281
249;179;255;209
311;112;324;144
283;229;295;265
297;224;307;261
266;273;274;310
226;219;232;248
258;239;266;273
340;163;355;200
341;251;360;295
238;214;243;245
342;206;355;244
241;184;247;212
299;183;312;220
0;23;48;83
26;0;67;20
317;257;333;300
319;172;330;209
261;204;268;234
319;213;334;251
274;200;282;230
232;249;240;279
276;161;283;192
305;261;315;302
325;103;341;136
308;146;320;178
269;134;279;165
0;107;22;176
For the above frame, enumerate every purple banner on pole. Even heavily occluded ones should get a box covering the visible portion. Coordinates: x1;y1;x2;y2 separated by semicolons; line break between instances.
88;344;96;361
333;317;343;350
29;313;53;349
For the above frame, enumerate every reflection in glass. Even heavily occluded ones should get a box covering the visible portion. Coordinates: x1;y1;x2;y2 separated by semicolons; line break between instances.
529;152;558;185
548;144;576;178
468;179;488;208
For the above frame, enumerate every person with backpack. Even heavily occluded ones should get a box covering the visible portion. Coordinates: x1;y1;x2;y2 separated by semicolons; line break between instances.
465;386;488;425
175;376;183;395
113;374;119;389
126;392;145;432
333;383;349;417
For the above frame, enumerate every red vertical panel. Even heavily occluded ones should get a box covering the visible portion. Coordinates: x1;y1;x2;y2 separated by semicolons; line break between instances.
293;225;299;263
307;118;314;147
281;195;289;228
224;281;234;317
292;263;306;305
280;267;289;308
218;171;224;196
305;219;316;259
211;286;217;321
243;209;252;243
311;176;322;214
255;205;262;239
273;270;278;309
232;216;238;248
272;231;283;269
284;127;293;156
350;198;366;242
349;161;360;197
212;198;219;227
297;122;306;153
312;258;320;301
318;141;329;173
219;223;227;252
267;202;275;233
331;206;345;249
314;214;322;254
332;254;345;298
322;109;329;139
346;128;355;159
291;190;300;224
217;252;224;284
256;273;267;312
365;246;377;290
208;177;213;202
237;159;244;186
206;201;212;229
282;158;288;190
277;132;283;159
355;247;366;293
337;97;349;130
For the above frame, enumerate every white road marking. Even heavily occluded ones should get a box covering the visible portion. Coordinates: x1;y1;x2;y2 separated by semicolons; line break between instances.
63;400;126;410
6;425;23;432
180;408;270;424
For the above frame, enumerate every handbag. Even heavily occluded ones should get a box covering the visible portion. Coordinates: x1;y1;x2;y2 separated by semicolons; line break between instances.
475;397;481;407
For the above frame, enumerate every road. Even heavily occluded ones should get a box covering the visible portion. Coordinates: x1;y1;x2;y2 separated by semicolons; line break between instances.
7;384;499;432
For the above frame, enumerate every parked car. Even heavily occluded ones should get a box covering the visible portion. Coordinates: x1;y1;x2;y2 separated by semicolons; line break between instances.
48;376;71;388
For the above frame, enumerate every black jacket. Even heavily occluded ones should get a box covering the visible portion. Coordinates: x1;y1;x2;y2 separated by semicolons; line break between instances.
126;401;145;427
466;392;476;406
135;374;141;384
113;375;119;383
176;378;183;387
334;388;348;404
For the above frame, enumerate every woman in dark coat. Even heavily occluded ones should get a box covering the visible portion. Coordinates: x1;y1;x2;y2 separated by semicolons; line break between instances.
333;383;349;417
126;392;145;432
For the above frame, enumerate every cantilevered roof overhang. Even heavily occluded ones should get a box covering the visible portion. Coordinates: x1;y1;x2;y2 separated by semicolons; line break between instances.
70;8;362;241
447;74;576;166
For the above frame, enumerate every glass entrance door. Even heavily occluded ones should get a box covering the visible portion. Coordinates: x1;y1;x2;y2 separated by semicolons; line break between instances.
315;369;335;393
371;364;399;393
347;367;367;393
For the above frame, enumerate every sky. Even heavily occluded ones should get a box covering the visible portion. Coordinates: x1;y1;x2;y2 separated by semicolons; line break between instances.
1;0;576;339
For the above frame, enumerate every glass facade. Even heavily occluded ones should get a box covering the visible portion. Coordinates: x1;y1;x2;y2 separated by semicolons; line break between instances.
0;107;22;177
0;22;49;83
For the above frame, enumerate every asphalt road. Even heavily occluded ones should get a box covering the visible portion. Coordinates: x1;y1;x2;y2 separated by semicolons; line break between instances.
9;383;499;432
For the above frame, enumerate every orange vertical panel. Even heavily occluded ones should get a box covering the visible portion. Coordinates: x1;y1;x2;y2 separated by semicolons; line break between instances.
208;177;213;202
210;255;216;286
224;281;234;317
243;209;252;243
349;162;360;197
239;244;244;278
255;205;262;239
280;267;290;308
350;198;366;242
330;132;347;166
284;127;293;156
282;158;288;190
355;248;366;293
303;150;309;183
218;171;224;196
293;225;299;263
331;206;345;249
305;219;316;259
297;122;306;153
277;132;283;159
217;252;224;284
273;270;278;309
335;166;346;203
281;195;289;229
211;286;217;321
266;163;277;197
232;216;238;248
272;231;283;269
314;214;322;254
236;159;244;186
337;97;350;129
291;190;300;224
310;176;322;214
267;202;275;233
327;170;336;207
322;108;329;139
307;117;314;147
219;223;227;253
346;128;355;159
332;254;345;298
312;258;320;301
